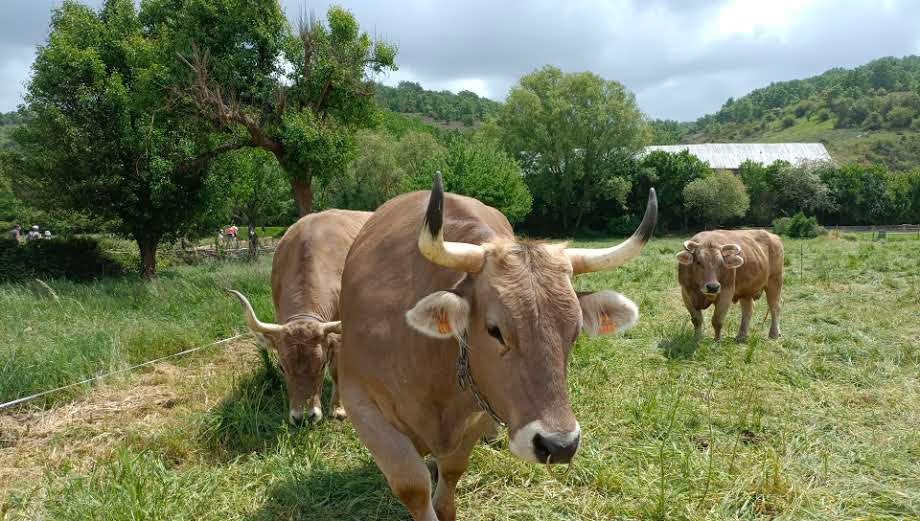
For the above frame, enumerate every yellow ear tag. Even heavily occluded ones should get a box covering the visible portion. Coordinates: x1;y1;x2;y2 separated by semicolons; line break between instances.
437;310;452;334
599;311;617;334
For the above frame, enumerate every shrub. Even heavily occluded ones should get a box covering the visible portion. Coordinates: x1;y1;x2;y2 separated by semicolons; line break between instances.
0;237;125;282
772;217;792;236
885;106;914;129
781;116;796;128
780;212;820;238
816;109;832;122
683;171;750;227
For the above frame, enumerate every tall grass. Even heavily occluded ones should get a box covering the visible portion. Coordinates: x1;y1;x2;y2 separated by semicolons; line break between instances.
2;233;919;520
0;257;275;406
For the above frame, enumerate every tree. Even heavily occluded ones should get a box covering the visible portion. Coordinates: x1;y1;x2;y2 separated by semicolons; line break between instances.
205;148;292;258
634;150;712;231
683;171;750;228
738;160;782;226
772;163;834;217
497;66;647;233
317;130;413;211
10;0;236;277
174;4;397;216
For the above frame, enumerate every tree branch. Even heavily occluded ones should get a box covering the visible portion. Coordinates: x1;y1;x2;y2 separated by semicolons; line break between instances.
175;141;250;175
178;47;284;159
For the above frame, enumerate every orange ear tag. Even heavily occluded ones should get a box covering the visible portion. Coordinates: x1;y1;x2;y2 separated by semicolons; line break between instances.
599;312;617;334
437;310;452;334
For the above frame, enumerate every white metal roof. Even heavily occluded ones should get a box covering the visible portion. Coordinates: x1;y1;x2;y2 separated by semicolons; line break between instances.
642;143;832;169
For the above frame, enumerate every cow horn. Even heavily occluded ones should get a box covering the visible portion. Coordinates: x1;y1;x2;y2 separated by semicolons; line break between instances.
684;240;699;252
228;289;284;335
565;188;658;274
418;172;485;273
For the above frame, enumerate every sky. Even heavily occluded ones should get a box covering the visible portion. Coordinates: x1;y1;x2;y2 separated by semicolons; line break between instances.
2;0;920;120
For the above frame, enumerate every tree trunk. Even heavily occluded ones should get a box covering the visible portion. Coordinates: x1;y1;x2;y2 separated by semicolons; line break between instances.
247;221;259;260
291;177;313;217
138;238;159;279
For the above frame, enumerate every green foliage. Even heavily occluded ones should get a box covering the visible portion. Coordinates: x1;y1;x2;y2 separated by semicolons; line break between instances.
683;171;750;227
201;148;294;233
9;0;229;277
774;212;819;238
318;130;428;211
171;3;398;214
648;119;693;145
635;151;712;231
436;140;533;224
0;237;125;282
376;81;500;125
497;66;646;233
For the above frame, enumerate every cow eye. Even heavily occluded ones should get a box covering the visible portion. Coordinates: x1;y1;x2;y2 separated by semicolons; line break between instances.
487;325;504;345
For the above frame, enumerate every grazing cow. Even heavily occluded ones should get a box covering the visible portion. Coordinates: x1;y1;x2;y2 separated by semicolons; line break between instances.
230;209;371;426
338;174;657;521
677;229;784;341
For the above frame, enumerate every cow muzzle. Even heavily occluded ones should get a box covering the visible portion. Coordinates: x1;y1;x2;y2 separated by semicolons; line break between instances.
703;282;721;296
510;420;581;464
289;406;323;427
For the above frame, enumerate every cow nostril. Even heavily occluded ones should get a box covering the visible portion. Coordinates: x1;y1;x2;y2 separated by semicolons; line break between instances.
306;407;323;425
532;432;580;465
289;412;305;427
705;283;721;293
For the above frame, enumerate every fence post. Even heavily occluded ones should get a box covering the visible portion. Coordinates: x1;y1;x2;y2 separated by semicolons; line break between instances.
799;241;804;283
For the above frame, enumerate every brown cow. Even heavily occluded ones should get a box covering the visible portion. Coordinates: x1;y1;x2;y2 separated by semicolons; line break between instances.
677;229;784;342
230;209;370;426
338;174;657;521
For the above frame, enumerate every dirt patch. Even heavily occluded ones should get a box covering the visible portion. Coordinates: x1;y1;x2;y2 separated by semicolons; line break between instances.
0;338;259;494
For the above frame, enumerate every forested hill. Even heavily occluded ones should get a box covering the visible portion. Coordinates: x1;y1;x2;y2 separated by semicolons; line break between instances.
375;81;501;129
651;56;920;171
0;111;29;149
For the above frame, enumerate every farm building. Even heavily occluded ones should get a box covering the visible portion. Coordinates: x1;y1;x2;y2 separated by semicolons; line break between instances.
642;143;832;171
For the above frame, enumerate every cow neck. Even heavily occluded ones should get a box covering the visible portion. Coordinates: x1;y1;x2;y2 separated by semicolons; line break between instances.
455;332;506;428
284;312;325;324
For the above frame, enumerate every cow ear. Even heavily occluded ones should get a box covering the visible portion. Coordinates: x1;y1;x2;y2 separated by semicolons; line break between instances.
406;291;471;339
677;250;693;265
578;291;638;337
724;254;744;269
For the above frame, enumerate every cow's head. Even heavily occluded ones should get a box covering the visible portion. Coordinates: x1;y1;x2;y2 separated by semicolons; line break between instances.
228;290;341;426
676;240;743;297
406;174;656;465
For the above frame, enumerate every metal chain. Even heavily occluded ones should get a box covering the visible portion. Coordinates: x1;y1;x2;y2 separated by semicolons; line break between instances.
455;333;505;427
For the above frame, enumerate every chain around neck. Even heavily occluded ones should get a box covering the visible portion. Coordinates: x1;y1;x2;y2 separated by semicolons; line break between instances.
455;332;505;427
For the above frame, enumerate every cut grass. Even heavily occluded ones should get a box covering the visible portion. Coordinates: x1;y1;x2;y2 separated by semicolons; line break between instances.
1;233;919;520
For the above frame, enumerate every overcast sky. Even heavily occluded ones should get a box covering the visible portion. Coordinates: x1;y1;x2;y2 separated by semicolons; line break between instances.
3;0;919;120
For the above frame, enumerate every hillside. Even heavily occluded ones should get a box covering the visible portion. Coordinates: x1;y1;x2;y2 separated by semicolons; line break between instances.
652;56;920;171
375;81;501;130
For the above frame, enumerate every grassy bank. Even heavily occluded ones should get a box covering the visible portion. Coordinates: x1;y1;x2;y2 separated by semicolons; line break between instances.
2;233;919;520
0;256;276;406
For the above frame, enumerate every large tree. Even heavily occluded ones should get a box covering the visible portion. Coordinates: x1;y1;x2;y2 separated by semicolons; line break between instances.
10;0;240;277
497;66;647;233
171;3;397;216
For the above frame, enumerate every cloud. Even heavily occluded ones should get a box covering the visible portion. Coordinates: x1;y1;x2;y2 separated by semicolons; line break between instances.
1;0;918;120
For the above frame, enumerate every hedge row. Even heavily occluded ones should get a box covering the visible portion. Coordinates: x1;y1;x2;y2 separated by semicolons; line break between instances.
0;237;125;282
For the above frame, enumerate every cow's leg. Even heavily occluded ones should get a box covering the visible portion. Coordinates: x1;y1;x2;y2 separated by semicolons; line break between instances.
681;288;703;338
766;277;782;339
711;293;732;341
736;298;753;343
343;385;437;521
327;349;347;420
433;414;493;521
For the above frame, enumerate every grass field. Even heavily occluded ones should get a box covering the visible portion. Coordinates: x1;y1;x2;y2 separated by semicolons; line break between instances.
1;233;919;520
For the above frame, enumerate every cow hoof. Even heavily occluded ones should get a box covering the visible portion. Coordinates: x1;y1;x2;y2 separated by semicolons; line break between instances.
769;331;781;339
735;335;748;343
332;407;348;421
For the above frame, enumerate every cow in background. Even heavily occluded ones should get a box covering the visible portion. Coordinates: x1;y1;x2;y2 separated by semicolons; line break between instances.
677;229;784;342
231;209;371;425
